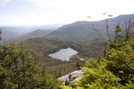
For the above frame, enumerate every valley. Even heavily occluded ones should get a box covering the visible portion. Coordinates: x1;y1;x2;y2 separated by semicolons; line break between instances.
1;14;133;76
14;37;104;76
1;14;134;88
2;14;134;43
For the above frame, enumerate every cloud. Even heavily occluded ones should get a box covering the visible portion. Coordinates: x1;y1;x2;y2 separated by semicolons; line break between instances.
0;0;11;7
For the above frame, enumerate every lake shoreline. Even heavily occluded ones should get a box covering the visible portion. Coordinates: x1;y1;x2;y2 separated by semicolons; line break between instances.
48;47;78;61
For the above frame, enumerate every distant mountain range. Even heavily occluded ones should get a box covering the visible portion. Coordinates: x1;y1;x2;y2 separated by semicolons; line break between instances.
12;29;55;41
44;14;134;41
1;14;134;43
0;24;64;43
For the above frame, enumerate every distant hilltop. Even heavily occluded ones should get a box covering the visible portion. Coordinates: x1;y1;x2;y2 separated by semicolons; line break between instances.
44;14;134;41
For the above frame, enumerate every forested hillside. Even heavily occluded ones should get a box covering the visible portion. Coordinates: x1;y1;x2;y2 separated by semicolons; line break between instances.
0;41;61;89
44;14;134;41
60;16;134;89
14;38;104;75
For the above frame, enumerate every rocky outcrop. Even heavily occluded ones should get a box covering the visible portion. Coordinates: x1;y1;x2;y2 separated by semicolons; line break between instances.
58;70;83;85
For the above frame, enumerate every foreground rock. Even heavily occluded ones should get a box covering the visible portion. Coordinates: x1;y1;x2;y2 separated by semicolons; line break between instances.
58;70;83;85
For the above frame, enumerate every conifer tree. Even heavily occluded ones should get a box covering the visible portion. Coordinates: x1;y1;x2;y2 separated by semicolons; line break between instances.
0;43;62;89
62;16;134;89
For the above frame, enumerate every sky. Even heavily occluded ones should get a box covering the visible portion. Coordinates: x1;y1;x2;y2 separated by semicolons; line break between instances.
0;0;133;26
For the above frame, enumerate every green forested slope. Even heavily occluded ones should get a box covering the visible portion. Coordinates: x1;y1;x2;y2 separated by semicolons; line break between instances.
0;44;61;89
14;38;104;76
60;19;134;89
45;14;134;41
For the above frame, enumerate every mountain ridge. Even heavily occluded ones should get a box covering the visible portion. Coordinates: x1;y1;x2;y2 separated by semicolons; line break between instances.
0;24;64;43
44;14;134;41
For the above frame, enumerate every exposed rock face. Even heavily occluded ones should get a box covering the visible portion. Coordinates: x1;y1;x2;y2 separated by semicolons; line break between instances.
58;70;83;85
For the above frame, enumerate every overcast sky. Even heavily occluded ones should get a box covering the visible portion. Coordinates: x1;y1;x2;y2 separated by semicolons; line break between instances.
0;0;133;26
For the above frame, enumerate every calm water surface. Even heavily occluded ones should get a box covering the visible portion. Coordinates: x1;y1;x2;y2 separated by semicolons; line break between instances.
48;48;78;61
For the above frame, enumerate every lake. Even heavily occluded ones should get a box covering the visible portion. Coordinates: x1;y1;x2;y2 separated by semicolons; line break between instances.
48;47;78;61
